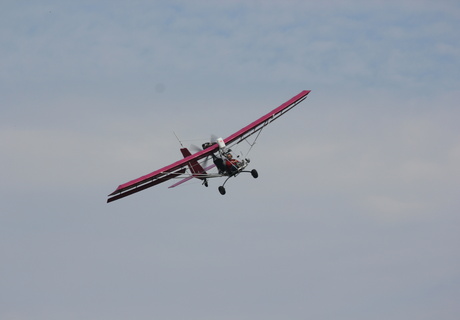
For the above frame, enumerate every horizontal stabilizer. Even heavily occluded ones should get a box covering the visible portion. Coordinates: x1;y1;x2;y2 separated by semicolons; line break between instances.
168;164;216;188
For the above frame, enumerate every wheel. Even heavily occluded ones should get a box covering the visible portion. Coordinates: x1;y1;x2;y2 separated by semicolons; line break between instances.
218;186;226;195
251;169;258;178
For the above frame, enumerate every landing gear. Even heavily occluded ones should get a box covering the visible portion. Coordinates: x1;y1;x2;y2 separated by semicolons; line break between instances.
203;179;208;187
217;169;259;195
218;175;232;195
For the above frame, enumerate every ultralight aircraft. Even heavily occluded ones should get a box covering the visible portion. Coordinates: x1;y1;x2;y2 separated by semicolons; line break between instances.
107;90;311;203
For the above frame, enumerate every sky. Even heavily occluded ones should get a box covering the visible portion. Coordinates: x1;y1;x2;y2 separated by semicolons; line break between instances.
1;0;459;319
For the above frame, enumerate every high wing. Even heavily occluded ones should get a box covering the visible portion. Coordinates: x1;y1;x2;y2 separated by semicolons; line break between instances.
222;90;310;147
107;90;310;203
107;146;219;203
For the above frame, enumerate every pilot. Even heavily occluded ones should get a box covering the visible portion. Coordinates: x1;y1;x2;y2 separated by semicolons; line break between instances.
225;153;240;174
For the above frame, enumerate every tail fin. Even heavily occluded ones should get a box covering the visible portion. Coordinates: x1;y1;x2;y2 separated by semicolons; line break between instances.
180;148;206;176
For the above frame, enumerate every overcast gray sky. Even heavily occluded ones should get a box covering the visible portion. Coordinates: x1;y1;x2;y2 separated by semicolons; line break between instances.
1;1;459;319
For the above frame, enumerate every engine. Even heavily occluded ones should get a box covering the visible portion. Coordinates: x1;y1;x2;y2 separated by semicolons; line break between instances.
217;137;226;149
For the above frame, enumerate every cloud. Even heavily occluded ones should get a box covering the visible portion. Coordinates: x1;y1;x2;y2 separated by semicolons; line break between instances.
2;0;458;100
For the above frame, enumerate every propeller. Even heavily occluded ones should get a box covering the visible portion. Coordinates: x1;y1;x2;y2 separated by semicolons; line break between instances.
190;134;217;168
190;144;202;153
191;134;218;168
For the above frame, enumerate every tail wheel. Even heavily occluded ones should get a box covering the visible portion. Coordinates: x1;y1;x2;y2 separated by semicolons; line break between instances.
218;186;226;195
251;169;258;178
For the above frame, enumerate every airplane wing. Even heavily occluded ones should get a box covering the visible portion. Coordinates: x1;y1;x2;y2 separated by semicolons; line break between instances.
107;90;310;203
222;90;311;147
107;146;219;203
